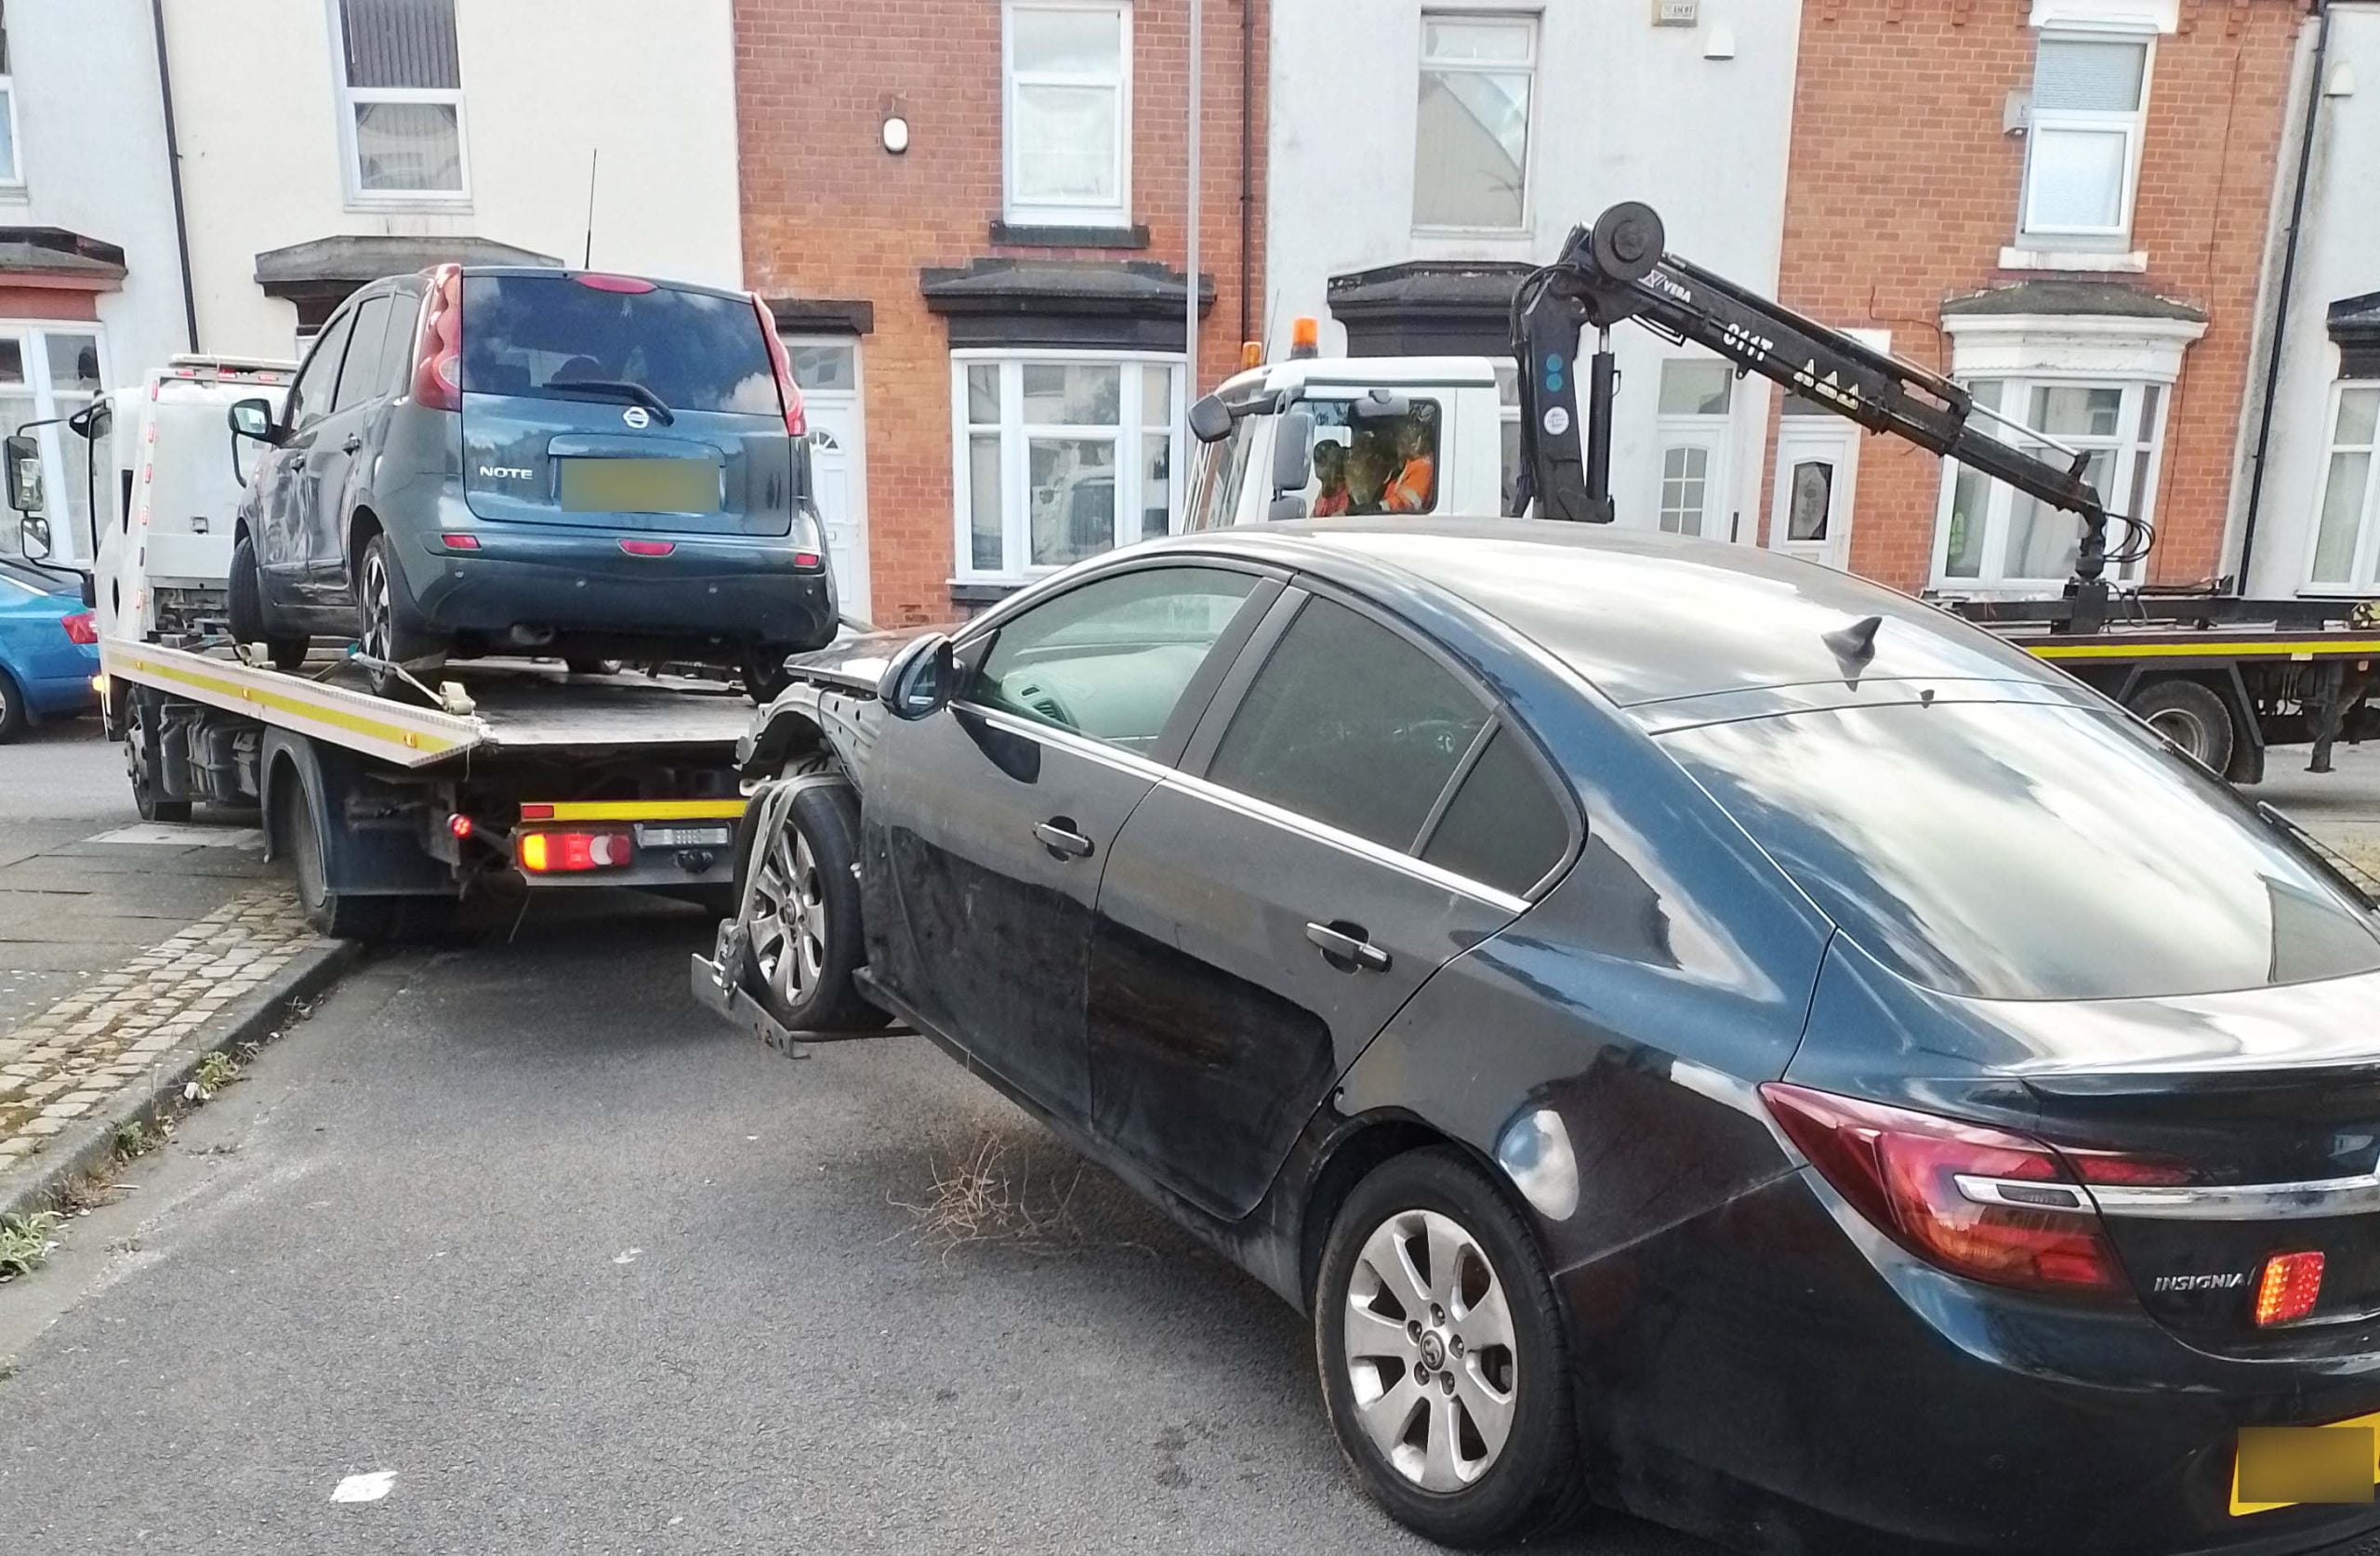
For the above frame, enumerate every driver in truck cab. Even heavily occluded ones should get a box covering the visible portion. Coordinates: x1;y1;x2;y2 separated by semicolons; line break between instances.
1382;415;1436;514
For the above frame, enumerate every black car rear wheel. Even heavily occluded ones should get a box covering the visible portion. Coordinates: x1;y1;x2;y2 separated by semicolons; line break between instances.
1316;1147;1588;1547
741;646;796;704
228;535;309;673
732;778;887;1033
356;533;444;700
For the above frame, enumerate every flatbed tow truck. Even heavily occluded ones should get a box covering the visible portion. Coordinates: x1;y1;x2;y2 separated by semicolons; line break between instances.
1189;202;2380;785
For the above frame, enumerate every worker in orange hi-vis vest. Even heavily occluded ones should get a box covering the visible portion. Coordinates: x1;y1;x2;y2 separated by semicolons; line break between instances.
1382;419;1436;514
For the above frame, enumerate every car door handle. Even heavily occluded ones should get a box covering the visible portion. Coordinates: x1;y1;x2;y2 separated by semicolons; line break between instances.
1306;921;1391;972
340;435;364;453
1033;820;1095;860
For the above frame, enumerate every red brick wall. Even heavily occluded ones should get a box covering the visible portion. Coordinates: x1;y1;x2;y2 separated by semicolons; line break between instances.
735;0;1266;626
1769;0;2302;593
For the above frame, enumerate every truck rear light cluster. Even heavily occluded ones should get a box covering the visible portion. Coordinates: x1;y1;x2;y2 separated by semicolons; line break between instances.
1759;1083;2167;1297
413;263;465;414
2255;1252;2325;1326
517;829;631;874
59;612;97;645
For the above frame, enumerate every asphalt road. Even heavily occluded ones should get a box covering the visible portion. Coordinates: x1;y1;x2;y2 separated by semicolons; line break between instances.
0;893;1719;1555
0;718;126;826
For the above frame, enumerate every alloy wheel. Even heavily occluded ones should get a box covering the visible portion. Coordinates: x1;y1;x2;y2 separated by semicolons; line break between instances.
1342;1207;1519;1492
362;551;393;666
749;821;827;1007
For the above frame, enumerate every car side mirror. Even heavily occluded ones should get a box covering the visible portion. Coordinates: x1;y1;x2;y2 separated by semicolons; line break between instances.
18;514;49;559
4;432;39;514
1187;393;1234;443
1271;409;1313;494
878;632;955;720
228;397;281;444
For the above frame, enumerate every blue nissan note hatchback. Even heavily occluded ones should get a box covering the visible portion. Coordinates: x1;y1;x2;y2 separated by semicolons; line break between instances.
228;265;836;699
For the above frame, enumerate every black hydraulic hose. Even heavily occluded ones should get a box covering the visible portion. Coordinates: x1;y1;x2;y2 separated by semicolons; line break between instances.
2239;0;2332;595
150;0;200;353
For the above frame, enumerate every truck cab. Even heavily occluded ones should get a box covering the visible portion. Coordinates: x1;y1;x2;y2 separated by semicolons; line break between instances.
1183;351;1506;531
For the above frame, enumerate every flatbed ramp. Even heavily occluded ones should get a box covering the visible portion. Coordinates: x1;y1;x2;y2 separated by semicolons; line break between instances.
101;638;754;768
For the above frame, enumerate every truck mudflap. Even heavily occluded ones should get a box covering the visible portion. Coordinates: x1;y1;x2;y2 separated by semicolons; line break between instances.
689;769;907;1056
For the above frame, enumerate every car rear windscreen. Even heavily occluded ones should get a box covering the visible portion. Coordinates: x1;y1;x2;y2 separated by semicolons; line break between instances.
459;274;780;417
1661;700;2380;1000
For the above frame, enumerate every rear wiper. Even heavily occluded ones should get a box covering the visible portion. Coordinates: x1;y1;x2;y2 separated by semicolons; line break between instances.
543;378;674;425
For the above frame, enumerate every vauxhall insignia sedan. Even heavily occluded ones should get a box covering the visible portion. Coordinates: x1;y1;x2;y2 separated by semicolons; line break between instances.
721;519;2380;1553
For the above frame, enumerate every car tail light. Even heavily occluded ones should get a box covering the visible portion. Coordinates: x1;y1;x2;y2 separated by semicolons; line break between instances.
2255;1252;2324;1326
517;829;630;874
618;538;675;557
749;291;806;438
59;611;97;645
413;263;465;413
792;550;822;569
1760;1082;2143;1295
440;533;480;550
575;272;656;294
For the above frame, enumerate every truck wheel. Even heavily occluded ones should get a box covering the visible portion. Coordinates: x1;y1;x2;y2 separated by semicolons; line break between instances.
2128;678;2234;772
733;781;888;1033
272;777;398;940
125;692;191;823
229;535;309;672
356;533;444;700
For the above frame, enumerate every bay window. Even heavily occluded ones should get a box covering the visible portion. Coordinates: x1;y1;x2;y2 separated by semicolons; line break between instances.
335;0;468;202
1935;376;2165;592
2307;384;2380;590
1003;2;1130;227
0;323;108;564
954;353;1181;583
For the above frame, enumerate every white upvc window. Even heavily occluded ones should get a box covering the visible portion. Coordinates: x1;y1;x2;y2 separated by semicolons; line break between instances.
1002;1;1130;227
2020;32;2151;243
332;0;469;204
0;323;109;565
1653;358;1734;539
2306;383;2380;590
953;351;1182;583
1413;11;1536;233
0;4;22;188
1933;376;2166;593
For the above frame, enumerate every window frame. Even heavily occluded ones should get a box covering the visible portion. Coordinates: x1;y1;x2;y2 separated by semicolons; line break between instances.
1928;372;2168;595
327;0;470;208
0;321;112;566
949;348;1183;586
1411;9;1538;236
0;3;24;191
2304;379;2380;592
1000;0;1131;228
2019;29;2155;245
1178;580;1582;901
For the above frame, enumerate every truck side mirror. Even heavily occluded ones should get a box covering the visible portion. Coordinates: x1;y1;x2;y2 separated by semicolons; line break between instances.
1271;410;1313;493
878;632;955;720
18;514;49;559
1187;394;1234;443
4;432;39;514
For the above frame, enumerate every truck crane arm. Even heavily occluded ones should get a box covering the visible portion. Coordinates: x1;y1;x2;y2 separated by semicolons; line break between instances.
1509;201;2150;632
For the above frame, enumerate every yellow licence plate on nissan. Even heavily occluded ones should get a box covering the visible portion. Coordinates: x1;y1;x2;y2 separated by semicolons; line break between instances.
2233;1417;2380;1514
559;457;719;515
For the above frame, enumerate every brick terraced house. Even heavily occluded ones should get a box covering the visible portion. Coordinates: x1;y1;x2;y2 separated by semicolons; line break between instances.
1767;0;2304;600
736;0;1264;626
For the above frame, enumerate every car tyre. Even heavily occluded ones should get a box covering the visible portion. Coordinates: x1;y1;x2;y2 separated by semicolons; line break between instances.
732;778;888;1033
0;666;23;745
124;690;191;822
2127;677;2235;773
356;532;445;700
741;647;795;704
1316;1146;1590;1548
228;534;309;673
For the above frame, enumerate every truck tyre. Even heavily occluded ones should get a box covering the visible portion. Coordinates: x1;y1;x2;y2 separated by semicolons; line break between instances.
733;780;888;1033
125;692;191;823
2128;678;2234;772
272;776;396;940
356;532;444;700
229;535;309;673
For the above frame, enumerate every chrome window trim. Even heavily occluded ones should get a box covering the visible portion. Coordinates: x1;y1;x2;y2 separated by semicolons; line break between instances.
1953;1174;2092;1214
2086;1166;2380;1222
963;705;1176;785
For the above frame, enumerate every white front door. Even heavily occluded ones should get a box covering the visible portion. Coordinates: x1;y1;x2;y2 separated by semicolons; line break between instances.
1768;418;1858;571
787;337;868;621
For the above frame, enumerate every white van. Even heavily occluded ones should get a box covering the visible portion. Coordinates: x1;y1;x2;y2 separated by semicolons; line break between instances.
89;355;292;640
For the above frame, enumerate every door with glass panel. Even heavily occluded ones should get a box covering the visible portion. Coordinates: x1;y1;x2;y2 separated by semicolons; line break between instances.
2307;384;2380;593
1768;409;1858;572
1653;358;1734;541
788;338;868;620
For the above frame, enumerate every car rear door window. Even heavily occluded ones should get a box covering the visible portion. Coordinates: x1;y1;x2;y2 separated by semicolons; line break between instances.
459;274;779;416
332;295;392;415
1206;597;1488;851
1421;727;1570;896
970;565;1257;753
286;310;355;431
378;290;421;396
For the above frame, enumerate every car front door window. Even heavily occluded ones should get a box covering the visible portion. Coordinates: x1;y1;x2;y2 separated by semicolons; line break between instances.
286;312;355;434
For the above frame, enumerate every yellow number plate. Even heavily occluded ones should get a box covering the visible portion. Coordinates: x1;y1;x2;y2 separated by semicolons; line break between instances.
559;457;719;515
2233;1418;2380;1514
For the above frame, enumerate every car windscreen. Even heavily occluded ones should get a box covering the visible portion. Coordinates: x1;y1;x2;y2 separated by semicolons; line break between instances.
1660;699;2380;1000
459;275;780;417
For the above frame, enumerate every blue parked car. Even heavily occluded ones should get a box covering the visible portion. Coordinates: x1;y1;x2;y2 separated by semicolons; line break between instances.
0;557;99;741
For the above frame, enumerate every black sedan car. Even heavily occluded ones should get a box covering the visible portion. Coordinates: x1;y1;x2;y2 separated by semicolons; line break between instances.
720;520;2380;1554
